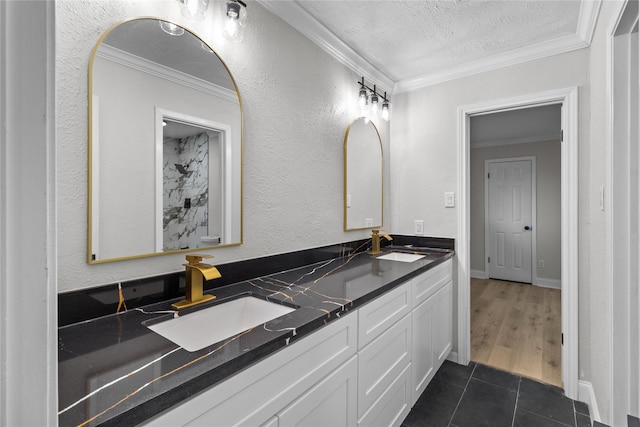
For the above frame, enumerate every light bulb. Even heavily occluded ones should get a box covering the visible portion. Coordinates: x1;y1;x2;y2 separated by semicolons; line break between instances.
358;87;368;109
223;0;247;42
180;0;209;21
381;101;390;121
370;93;379;117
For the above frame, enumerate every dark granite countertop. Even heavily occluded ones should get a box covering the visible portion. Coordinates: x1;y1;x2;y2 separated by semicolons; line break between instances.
58;242;453;426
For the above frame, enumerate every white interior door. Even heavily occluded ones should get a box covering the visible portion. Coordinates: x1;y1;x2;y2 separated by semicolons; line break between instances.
487;159;533;283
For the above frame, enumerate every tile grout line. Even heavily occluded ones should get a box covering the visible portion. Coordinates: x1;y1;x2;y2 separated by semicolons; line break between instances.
447;363;477;427
511;376;522;427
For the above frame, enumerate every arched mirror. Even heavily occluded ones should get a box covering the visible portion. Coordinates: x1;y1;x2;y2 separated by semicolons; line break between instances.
88;18;242;263
344;118;383;230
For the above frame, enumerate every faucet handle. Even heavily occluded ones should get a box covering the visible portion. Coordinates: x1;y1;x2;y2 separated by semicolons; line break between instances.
185;253;214;265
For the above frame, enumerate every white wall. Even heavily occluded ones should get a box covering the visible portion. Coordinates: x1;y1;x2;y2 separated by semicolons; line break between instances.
470;140;562;282
56;1;391;291
389;45;593;403
587;1;622;422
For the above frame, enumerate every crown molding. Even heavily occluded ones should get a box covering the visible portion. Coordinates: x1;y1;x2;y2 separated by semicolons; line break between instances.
96;45;239;105
395;32;590;93
395;0;601;93
257;0;395;92
577;0;602;45
260;0;602;95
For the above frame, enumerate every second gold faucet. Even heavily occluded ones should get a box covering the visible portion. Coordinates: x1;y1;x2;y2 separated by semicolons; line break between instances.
370;229;393;255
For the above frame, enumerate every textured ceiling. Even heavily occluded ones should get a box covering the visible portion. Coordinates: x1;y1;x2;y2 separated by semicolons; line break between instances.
294;0;582;83
261;0;597;92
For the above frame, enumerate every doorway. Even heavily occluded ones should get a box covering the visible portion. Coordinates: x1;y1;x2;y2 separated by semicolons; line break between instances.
470;111;562;387
456;87;579;400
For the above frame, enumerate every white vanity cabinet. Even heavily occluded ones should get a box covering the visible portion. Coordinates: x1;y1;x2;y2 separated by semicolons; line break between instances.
143;258;453;427
356;282;412;427
144;313;358;427
410;260;453;405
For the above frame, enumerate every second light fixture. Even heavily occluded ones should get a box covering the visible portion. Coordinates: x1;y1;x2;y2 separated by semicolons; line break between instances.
357;77;391;122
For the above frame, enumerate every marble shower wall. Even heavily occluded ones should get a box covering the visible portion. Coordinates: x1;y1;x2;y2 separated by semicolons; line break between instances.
163;132;209;251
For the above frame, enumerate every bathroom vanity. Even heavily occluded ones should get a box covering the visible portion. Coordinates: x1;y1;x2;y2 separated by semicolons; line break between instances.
58;240;453;426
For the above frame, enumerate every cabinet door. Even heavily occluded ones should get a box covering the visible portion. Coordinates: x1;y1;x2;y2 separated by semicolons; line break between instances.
357;364;412;427
358;314;411;418
278;356;357;427
411;296;435;406
433;281;453;367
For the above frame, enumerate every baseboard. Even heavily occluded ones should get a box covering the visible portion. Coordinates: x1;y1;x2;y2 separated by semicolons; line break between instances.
470;270;488;279
578;380;602;423
446;351;459;363
535;277;562;289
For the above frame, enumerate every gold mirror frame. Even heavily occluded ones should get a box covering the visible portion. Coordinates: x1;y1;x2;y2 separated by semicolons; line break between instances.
87;18;243;264
343;117;384;231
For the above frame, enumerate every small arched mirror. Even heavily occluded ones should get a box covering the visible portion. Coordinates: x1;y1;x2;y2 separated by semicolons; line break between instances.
88;18;242;263
344;118;383;230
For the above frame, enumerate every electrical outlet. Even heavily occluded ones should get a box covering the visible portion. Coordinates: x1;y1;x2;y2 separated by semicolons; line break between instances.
365;218;373;227
346;194;351;208
538;260;545;268
414;220;424;235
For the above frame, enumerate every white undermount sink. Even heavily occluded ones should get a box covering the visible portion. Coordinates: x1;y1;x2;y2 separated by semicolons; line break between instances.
377;252;426;263
147;296;296;352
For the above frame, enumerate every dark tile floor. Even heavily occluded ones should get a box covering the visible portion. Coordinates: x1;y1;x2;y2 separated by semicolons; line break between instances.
402;361;593;427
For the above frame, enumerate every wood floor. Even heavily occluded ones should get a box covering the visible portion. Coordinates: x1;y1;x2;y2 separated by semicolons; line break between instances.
470;278;562;387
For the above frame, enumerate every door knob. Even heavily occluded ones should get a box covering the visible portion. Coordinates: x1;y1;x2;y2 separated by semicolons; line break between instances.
524;225;531;231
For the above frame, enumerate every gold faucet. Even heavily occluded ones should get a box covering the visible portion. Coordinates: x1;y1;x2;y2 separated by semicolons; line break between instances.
172;254;222;309
370;229;393;255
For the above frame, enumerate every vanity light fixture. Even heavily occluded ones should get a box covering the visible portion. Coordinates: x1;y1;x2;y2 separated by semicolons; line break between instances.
357;77;391;122
159;20;185;36
223;0;248;42
179;0;210;21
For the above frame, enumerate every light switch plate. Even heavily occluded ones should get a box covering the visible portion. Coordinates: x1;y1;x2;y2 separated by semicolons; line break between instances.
444;192;455;208
365;218;373;227
346;194;351;208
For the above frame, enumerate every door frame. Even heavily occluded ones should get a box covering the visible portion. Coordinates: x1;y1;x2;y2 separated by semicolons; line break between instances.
484;157;537;284
457;87;579;399
608;0;640;423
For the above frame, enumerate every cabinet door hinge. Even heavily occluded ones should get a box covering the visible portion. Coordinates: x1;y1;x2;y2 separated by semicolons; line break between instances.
487;172;490;179
562;333;564;345
488;257;491;263
561;130;564;142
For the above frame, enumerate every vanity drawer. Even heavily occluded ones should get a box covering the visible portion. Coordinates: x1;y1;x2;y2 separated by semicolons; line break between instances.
358;282;411;349
411;259;452;307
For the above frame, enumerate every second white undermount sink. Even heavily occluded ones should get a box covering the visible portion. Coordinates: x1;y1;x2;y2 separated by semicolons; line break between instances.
147;296;296;352
377;252;426;263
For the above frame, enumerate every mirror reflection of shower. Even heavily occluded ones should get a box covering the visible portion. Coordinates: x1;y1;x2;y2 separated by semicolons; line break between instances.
162;117;223;251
